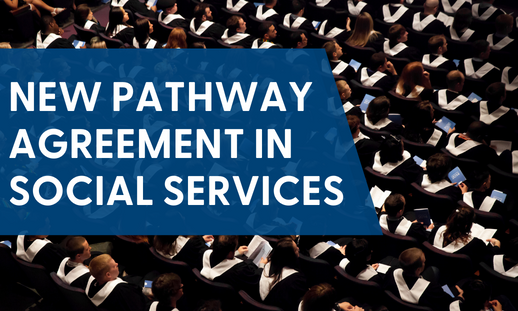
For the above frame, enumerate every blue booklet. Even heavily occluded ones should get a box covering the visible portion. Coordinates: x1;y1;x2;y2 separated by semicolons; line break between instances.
146;0;157;6
491;190;507;203
360;94;375;112
388;113;402;125
413;155;424;166
312;21;322;29
442;285;454;298
435;116;455;133
468;92;482;103
327;241;337;247
73;40;85;49
0;240;11;248
253;2;262;7
453;59;460;67
349;59;361;72
448;166;466;185
144;280;153;288
415;208;432;227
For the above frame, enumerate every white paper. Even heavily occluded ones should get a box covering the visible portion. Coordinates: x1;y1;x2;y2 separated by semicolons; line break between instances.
490;140;512;156
376;263;390;274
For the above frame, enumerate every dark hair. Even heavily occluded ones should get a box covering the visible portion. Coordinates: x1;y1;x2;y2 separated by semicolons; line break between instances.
65;236;86;259
301;283;336;311
154;235;180;256
197;300;222;311
152;273;182;305
42;15;55;33
134;18;151;47
194;4;210;19
106;7;127;37
266;237;298;291
384;193;405;217
486;82;506;102
443;206;475;245
426;153;451;183
462;279;491;310
323;41;337;59
399;248;424;274
467;168;490;189
369;52;386;71
347;115;360;133
505;237;518;262
291;0;304;13
466;121;489;144
345;239;372;277
452;8;472;32
74;4;91;28
226;15;242;33
212;235;238;265
258;21;274;38
289;31;305;48
380;135;403;163
366;96;390;125
428;35;445;54
473;40;489;57
388;24;405;44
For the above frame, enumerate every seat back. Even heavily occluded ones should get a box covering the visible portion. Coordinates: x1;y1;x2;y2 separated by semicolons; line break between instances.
462;76;489;98
380;228;419;258
384;290;434;311
478;262;518;308
9;5;38;42
445;39;473;60
488;49;516;69
472;206;505;232
50;272;98;311
421;241;473;284
364;167;408;194
487;164;518;191
334;266;386;305
298;254;336;287
148;247;195;286
192;268;240;310
310;32;335;48
154;22;175;43
0;242;25;284
342;42;376;65
409;182;456;224
238;290;283;311
431;103;472;133
374;18;393;37
422;65;448;89
385;56;411;76
99;33;125;48
219;8;247;24
216;39;244;48
407;28;434;55
246;15;263;38
386;90;420;117
73;24;98;43
187;31;218;48
305;2;335;22
440;148;481;173
276;24;306;48
111;236;154;276
401;138;437;161
349;79;386;101
359;124;391;143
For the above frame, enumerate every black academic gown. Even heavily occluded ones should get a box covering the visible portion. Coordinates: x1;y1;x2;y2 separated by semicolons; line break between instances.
157;12;190;30
61;261;91;290
372;152;424;184
446;26;483;43
112;0;156;18
458;58;501;85
357;68;398;93
190;19;226;40
472;3;504;23
41;35;75;49
355;136;382;168
263;272;307;311
283;14;317;35
412;13;447;34
11;237;67;272
255;6;281;24
159;236;208;269
431;89;476;116
445;133;499;166
329;60;356;81
381;215;430;243
463;190;507;217
472;100;518;131
488;34;518;55
384;41;422;62
112;27;136;44
86;278;148;311
377;4;414;28
422;54;457;72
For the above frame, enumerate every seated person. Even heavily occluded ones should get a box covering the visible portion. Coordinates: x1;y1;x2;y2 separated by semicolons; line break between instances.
133;18;162;48
420;153;467;202
395;62;433;100
384;248;456;310
225;0;255;19
260;237;306;311
105;7;134;43
447;8;481;42
337;80;362;117
379;193;430;243
471;0;504;23
412;0;447;34
86;254;147;311
189;4;225;40
474;82;518;130
346;0;373;16
299;236;345;267
345;12;384;51
12;235;67;272
379;0;414;27
428;206;501;264
458;40;500;83
484;237;518;279
299;283;365;311
146;273;183;311
384;24;422;61
255;0;281;24
364;96;402;135
57;236;92;290
464;168;506;216
221;16;255;48
349;115;381;167
358;52;398;93
282;0;317;36
36;15;74;49
432;70;474;115
372;135;424;184
156;0;189;30
200;235;260;295
153;235;210;269
75;4;105;33
440;0;471;15
452;279;516;311
445;121;499;165
253;22;281;49
422;35;456;72
323;41;356;80
317;16;350;43
111;0;156;18
339;238;383;284
402;101;448;148
487;14;516;54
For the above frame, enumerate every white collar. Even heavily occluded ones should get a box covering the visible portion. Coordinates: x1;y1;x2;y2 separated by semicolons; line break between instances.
339;258;378;281
200;250;243;280
364;114;392;130
493;254;518;278
421;175;452;193
479;101;509;125
379;214;412;235
393;268;430;304
502;67;518;91
433;225;472;253
259;263;298;300
16;235;51;262
372;150;412;175
86;276;127;306
446;133;482;156
221;29;250;44
383;40;408;57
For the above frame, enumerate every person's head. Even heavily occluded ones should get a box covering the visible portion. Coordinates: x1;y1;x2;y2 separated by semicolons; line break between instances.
267;237;299;270
452;8;472;32
0;42;12;49
426;153;451;183
444;206;475;244
504;237;518;262
265;0;277;7
42;15;59;34
346;12;376;47
323;41;342;61
191;42;206;48
135;18;154;45
154;235;180;255
65;236;91;263
89;254;119;283
346;238;372;263
159;0;178;14
107;7;129;36
194;4;212;21
462;279;491;310
258;21;277;41
424;0;439;15
428;34;447;54
495;14;513;35
369;52;388;72
152;273;183;306
473;40;490;59
380;135;404;163
467;168;491;192
291;0;305;15
446;70;465;91
290;31;307;48
347;115;360;137
486;82;506;103
336;80;351;101
75;4;93;26
197;300;222;311
466;121;490;144
166;27;187;49
399;248;425;276
90;41;107;49
397;62;427;96
226;16;246;33
414;100;435;125
301;283;336;311
384;193;406;217
213;235;239;259
388;24;407;44
366;95;390;125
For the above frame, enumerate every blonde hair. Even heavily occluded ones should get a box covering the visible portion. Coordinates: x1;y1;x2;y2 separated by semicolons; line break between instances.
89;254;113;280
346;12;380;47
0;42;12;49
90;41;107;49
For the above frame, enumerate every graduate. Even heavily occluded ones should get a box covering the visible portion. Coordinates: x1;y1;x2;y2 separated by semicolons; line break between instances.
12;235;67;272
57;236;92;290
